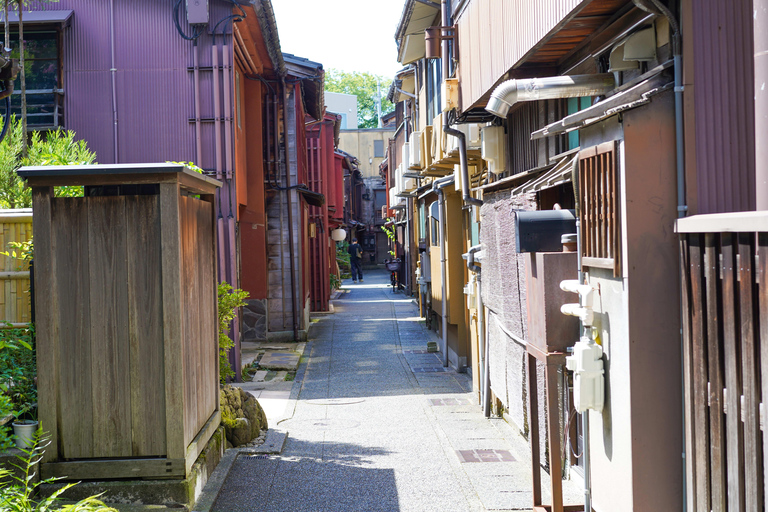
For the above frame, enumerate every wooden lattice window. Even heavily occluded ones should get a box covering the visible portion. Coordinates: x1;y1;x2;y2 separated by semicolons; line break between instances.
579;141;620;277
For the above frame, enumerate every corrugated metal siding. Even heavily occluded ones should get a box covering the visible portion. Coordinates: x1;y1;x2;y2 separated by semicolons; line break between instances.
25;0;237;168
457;0;582;107
692;0;756;213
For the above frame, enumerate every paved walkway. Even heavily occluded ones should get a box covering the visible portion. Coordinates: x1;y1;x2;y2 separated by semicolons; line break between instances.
210;270;579;512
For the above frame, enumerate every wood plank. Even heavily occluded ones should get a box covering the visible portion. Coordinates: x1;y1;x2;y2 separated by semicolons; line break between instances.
88;196;132;458
181;196;199;448
126;195;166;457
688;234;711;510
721;232;745;511
51;198;93;459
25;173;178;188
196;200;216;424
184;410;221;475
528;352;542;507
680;237;696;512
545;362;563;512
42;458;186;481
704;234;726;512
758;233;768;504
738;233;762;509
160;182;185;461
31;187;58;463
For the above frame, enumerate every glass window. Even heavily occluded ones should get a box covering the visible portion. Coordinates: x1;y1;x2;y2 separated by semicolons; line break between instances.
374;139;385;158
9;30;62;129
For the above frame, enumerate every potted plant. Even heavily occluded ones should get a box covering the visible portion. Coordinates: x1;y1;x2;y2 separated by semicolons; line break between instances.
0;326;38;449
10;371;36;449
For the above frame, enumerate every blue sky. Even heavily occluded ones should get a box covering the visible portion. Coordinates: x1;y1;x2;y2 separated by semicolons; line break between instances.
271;0;404;78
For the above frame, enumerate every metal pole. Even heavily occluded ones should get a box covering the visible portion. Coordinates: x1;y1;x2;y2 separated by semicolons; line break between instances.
756;0;768;209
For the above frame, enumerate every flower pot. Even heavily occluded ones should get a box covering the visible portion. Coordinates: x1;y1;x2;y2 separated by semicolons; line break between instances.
12;420;38;449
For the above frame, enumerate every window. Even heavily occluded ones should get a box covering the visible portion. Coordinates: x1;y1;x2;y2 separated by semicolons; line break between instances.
339;113;348;129
429;200;439;246
567;97;592;149
579;141;620;277
426;58;442;123
373;139;385;158
10;29;63;129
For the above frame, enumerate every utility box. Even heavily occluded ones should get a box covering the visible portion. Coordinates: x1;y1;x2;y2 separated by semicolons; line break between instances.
186;0;209;25
515;209;576;253
525;251;579;353
20;163;221;481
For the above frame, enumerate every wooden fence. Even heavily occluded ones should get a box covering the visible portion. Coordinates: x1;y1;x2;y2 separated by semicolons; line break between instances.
0;209;32;327
678;213;767;511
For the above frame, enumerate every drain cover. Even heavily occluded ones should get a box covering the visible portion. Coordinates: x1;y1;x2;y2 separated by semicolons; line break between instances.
305;398;366;406
428;398;473;406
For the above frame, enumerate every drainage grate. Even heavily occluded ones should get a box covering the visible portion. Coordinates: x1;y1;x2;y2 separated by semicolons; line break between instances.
428;398;473;406
456;449;516;463
411;366;448;373
403;350;429;354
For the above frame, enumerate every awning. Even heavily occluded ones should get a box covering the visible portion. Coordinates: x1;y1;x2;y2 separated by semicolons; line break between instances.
531;64;673;140
298;187;324;207
511;154;576;196
0;10;73;26
395;0;440;65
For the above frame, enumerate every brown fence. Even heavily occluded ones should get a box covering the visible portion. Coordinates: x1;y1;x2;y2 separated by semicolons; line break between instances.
678;214;767;511
0;209;32;327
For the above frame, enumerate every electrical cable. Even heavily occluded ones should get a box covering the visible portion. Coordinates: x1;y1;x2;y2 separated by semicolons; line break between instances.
173;0;204;41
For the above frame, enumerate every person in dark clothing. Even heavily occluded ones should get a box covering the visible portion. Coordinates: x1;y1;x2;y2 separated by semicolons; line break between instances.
348;238;364;283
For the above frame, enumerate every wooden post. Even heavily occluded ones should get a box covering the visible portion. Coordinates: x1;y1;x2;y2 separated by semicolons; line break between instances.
160;182;184;461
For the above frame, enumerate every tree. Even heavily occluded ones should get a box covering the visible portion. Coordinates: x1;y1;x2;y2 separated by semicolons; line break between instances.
325;69;395;129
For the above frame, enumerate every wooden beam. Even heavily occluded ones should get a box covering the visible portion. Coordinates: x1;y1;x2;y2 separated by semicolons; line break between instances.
42;458;186;480
185;410;221;474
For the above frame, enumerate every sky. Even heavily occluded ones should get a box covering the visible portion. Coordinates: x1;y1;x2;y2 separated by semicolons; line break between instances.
270;0;405;79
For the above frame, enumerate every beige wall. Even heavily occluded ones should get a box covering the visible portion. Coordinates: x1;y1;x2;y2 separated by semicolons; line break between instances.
338;128;396;179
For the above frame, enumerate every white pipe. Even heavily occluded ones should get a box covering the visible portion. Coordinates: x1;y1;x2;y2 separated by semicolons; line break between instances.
486;74;615;118
109;0;118;162
193;42;202;166
466;244;489;417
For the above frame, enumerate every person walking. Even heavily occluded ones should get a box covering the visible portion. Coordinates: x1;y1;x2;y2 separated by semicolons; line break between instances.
348;237;364;283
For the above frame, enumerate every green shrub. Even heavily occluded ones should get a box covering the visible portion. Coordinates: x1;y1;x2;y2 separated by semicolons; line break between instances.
218;282;248;383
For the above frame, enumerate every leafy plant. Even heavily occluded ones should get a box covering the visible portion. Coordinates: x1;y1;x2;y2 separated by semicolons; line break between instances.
0;324;36;423
381;220;397;258
218;282;249;384
0;117;96;208
1;237;32;272
0;431;117;511
330;274;341;291
166;161;204;174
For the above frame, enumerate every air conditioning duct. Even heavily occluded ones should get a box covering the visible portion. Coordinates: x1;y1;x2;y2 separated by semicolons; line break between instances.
481;125;506;175
486;74;615;118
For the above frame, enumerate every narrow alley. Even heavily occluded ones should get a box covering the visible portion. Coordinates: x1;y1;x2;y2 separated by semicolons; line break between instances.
208;270;578;512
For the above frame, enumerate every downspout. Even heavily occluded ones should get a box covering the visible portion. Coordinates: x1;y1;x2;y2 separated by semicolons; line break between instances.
193;42;202;166
213;29;226;283
282;78;299;341
434;175;454;367
444;125;483;207
757;0;768;210
466;245;489;417
109;0;118;162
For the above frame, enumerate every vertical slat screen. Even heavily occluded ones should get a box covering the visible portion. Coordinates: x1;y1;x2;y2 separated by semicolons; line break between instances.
578;141;620;277
681;230;766;509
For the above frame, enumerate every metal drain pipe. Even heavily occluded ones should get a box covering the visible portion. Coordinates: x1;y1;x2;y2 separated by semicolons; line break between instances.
433;175;454;367
466;245;489;417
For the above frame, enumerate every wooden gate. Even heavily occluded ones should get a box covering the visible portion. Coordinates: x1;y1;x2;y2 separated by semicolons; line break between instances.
678;213;767;511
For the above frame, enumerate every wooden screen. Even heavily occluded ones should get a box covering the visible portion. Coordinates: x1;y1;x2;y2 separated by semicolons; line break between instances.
579;141;620;277
680;231;766;511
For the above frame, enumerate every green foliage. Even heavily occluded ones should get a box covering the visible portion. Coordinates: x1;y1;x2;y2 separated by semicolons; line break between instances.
166;161;204;174
0;431;117;512
0;117;96;208
218;282;249;384
381;219;397;258
1;238;32;272
330;274;341;291
0;325;36;424
324;69;395;129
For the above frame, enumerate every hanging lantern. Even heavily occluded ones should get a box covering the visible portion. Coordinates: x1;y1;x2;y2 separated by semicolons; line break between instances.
331;228;347;242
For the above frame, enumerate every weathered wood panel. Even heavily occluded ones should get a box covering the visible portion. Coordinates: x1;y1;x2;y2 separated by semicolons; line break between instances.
51;198;93;459
196;199;216;422
88;196;132;458
682;229;767;509
705;234;726;512
126;195;166;457
180;195;200;448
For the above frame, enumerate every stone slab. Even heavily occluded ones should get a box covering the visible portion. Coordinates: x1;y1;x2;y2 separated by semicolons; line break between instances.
258;351;300;371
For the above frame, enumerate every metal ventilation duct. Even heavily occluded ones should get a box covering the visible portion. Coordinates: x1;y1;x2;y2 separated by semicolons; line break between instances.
486;74;616;118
